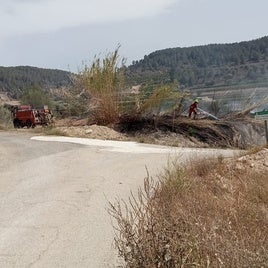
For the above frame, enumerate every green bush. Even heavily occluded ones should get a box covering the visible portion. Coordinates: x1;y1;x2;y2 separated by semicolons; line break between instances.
0;105;12;128
20;85;52;108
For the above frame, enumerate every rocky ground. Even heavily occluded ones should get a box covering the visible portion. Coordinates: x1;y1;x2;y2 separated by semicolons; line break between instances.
235;148;268;172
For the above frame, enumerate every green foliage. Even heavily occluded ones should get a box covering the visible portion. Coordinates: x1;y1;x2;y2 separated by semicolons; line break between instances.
20;85;52;108
0;105;12;128
50;82;91;118
118;81;188;118
0;66;71;98
127;36;268;89
138;83;182;114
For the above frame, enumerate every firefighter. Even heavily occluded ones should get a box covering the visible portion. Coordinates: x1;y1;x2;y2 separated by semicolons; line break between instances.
189;99;199;119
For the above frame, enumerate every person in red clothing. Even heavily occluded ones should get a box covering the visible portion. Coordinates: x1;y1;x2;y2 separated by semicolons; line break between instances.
189;99;199;119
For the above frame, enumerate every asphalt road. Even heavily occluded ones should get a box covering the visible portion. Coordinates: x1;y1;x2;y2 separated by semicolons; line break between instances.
0;131;239;268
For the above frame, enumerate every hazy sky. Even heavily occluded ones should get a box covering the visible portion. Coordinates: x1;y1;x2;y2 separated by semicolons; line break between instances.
0;0;267;72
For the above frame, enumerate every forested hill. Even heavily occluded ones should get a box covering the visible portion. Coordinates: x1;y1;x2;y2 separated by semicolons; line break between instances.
127;36;268;88
1;37;268;99
0;66;72;98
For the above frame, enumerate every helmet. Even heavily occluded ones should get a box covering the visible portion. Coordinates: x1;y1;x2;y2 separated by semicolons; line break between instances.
194;99;199;103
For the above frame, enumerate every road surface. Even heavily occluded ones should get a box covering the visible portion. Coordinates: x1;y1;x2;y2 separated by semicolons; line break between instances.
0;131;239;267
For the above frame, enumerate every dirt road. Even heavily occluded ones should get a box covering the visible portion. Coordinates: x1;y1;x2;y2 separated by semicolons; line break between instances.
0;131;239;267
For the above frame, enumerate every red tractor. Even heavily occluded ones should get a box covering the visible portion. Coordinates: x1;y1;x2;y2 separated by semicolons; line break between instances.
11;105;53;128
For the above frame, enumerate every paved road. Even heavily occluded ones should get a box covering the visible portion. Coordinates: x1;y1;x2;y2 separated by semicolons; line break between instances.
0;131;239;268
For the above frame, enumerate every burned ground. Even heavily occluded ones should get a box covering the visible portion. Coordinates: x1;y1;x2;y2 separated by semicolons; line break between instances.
14;113;264;150
116;114;264;149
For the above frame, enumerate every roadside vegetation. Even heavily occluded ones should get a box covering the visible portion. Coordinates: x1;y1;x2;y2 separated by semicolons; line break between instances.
32;125;67;136
71;47;125;124
109;151;268;267
0;105;12;129
70;47;186;125
20;85;52;109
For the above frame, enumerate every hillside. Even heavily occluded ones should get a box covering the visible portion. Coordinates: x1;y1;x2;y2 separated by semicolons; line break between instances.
0;66;72;98
1;37;267;102
127;36;268;88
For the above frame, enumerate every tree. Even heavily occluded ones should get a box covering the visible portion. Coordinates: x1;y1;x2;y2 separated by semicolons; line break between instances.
20;85;52;108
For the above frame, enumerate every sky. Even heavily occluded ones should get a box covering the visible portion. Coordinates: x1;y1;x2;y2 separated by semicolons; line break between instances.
0;0;267;72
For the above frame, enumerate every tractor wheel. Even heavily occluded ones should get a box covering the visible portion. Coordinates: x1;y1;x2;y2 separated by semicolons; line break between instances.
26;120;32;129
13;119;20;128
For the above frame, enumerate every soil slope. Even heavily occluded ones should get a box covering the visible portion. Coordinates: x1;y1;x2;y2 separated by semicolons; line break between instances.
54;115;266;149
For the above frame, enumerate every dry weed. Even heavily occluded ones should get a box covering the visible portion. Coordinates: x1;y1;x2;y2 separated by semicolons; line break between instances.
110;153;268;267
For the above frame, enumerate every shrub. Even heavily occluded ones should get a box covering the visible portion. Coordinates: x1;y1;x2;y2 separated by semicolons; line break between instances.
0;105;12;129
73;47;125;125
20;85;52;108
72;48;187;125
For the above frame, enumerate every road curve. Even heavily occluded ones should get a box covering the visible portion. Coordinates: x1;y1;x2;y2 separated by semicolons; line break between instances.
0;131;239;268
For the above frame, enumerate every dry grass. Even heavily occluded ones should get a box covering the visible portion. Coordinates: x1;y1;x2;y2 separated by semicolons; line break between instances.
109;153;268;267
32;126;67;136
73;47;125;125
